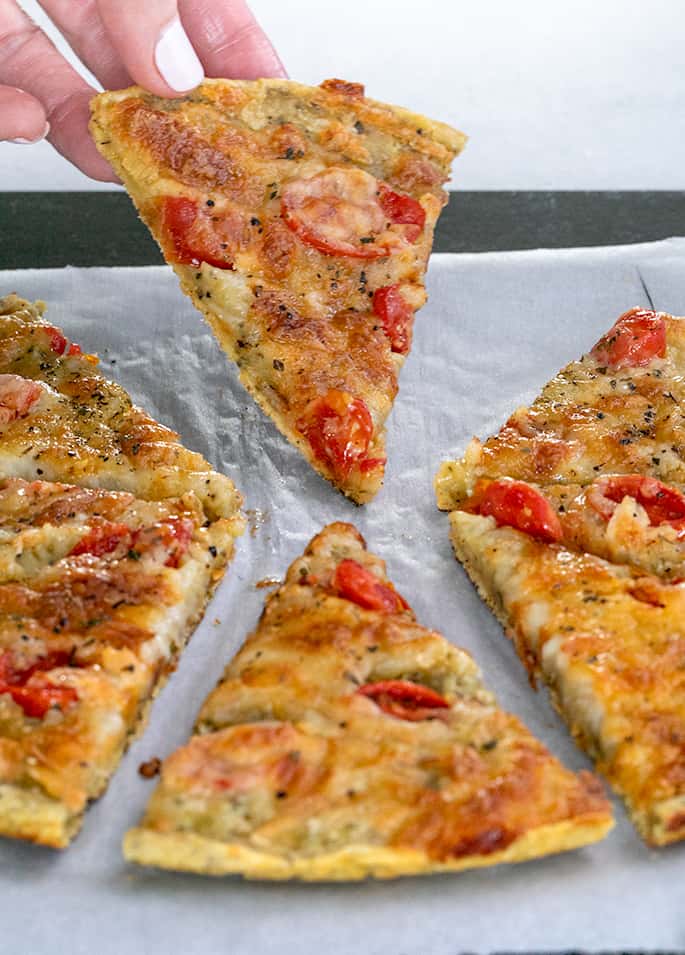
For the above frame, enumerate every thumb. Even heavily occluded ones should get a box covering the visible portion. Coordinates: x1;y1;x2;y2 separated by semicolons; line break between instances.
96;0;204;96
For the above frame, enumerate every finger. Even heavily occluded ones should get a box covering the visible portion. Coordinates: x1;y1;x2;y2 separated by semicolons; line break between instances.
37;0;131;90
0;85;48;142
180;0;287;80
0;0;117;181
96;0;203;96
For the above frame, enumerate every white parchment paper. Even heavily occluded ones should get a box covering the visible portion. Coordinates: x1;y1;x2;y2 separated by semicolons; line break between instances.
1;241;685;954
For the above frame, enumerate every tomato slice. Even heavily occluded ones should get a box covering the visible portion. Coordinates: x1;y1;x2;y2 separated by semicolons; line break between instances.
69;522;131;558
477;479;563;543
590;308;666;369
0;374;43;425
281;168;424;258
372;285;414;354
297;389;375;479
70;518;193;567
45;326;68;355
43;325;82;357
376;184;425;243
161;196;235;270
333;558;410;614
588;475;685;531
131;517;194;568
0;650;78;719
357;680;449;721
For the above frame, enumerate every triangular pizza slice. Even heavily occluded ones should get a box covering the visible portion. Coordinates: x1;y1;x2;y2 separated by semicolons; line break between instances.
124;523;611;880
90;79;465;503
436;308;685;511
0;295;240;521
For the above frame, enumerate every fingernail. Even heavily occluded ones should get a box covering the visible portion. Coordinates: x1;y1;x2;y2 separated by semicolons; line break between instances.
10;121;50;145
155;16;204;92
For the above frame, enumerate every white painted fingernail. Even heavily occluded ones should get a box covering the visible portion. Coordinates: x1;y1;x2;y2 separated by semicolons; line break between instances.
155;16;204;92
10;121;50;145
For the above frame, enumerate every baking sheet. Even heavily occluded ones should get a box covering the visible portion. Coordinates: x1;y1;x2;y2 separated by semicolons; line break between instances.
2;240;685;954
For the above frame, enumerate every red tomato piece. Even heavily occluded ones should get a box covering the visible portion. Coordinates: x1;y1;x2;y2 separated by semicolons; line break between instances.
45;326;68;355
376;184;426;243
0;650;78;719
478;479;563;543
358;456;386;474
588;475;685;531
281;168;424;258
372;285;414;354
333;558;410;614
43;325;83;358
0;374;43;425
161;196;235;270
357;680;449;721
131;517;194;568
297;389;375;479
159;517;194;568
69;522;132;558
590;308;666;370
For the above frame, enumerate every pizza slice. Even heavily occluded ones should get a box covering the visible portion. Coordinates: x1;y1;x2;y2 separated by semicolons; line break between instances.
124;523;611;880
436;308;685;510
436;306;685;844
0;476;240;847
0;295;241;521
442;503;685;845
90;78;465;503
0;296;243;845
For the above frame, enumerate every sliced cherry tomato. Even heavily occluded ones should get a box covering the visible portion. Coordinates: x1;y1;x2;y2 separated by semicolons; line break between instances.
372;285;414;355
161;196;235;270
590;308;666;369
358;456;386;474
0;650;78;719
281;168;424;258
0;374;43;425
333;558;410;614
588;475;685;531
376;184;425;243
477;479;563;543
45;326;68;355
297;389;375;479
43;325;83;358
69;522;131;558
357;680;449;721
131;517;194;568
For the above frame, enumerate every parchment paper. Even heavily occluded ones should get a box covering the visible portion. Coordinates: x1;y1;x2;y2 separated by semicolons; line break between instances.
2;239;685;955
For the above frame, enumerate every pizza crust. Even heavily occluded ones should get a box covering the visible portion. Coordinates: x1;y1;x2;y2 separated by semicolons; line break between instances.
124;814;611;881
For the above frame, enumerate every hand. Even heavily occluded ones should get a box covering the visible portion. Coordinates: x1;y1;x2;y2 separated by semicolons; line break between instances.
0;0;286;181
